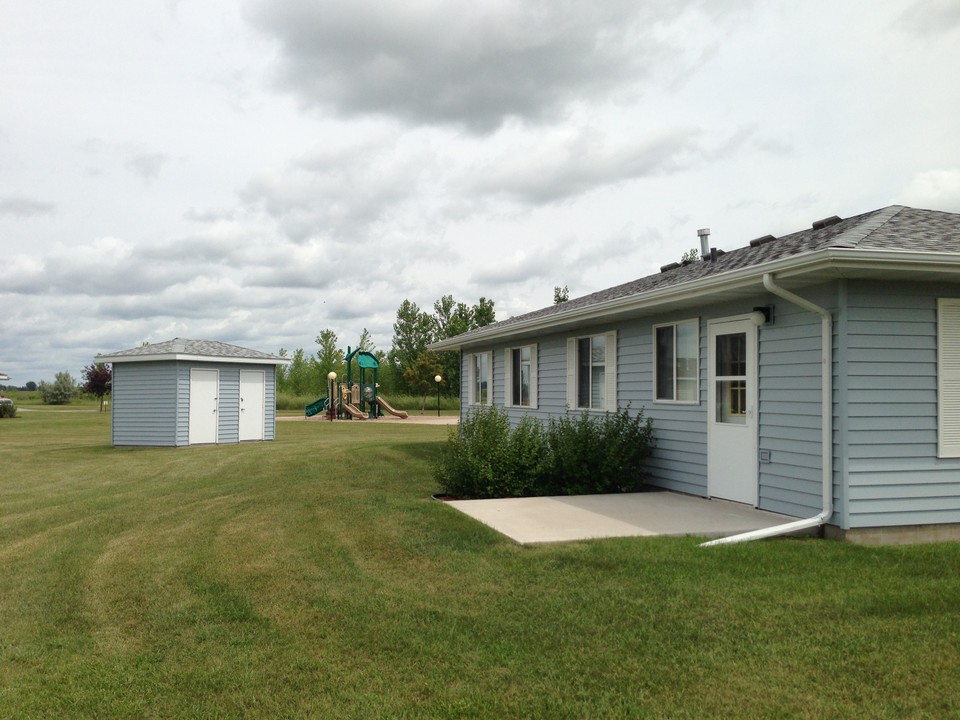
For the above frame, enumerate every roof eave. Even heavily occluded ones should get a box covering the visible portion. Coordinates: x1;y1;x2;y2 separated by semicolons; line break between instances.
97;353;291;365
430;248;960;351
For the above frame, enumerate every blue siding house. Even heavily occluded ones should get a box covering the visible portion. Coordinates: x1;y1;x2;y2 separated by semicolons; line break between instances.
97;339;289;447
430;206;960;543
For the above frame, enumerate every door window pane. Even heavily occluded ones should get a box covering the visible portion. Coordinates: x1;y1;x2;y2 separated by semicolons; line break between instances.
715;332;747;425
716;333;746;377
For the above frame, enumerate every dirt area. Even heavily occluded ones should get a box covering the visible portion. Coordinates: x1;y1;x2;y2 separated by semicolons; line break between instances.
278;413;458;425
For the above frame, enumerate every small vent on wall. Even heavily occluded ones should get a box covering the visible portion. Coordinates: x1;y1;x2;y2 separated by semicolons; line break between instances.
811;215;842;230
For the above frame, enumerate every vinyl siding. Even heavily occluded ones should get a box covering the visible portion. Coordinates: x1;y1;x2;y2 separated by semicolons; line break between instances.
112;361;180;446
840;281;960;528
756;295;828;519
218;368;240;443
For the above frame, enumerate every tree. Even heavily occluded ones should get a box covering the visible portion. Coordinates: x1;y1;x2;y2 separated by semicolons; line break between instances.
680;248;700;263
402;353;444;411
25;381;37;392
553;285;569;304
356;328;375;352
473;296;496;327
316;329;346;381
275;348;289;392
39;371;77;405
82;362;112;412
390;295;497;395
431;296;474;394
284;348;313;397
389;300;436;393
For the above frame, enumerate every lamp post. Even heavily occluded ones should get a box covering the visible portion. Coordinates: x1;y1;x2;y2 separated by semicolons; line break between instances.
434;375;442;417
327;371;337;421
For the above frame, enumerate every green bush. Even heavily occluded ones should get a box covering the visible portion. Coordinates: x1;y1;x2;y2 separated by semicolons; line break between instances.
0;402;17;419
38;371;77;405
435;405;654;499
545;410;654;495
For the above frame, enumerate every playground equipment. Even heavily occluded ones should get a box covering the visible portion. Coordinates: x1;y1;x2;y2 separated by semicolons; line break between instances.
304;346;408;420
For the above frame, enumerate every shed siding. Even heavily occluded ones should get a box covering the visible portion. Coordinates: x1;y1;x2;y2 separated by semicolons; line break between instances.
112;362;180;446
218;368;241;444
175;364;190;446
842;281;960;528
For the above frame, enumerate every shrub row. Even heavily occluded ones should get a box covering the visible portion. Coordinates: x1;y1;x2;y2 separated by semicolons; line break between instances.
434;405;654;499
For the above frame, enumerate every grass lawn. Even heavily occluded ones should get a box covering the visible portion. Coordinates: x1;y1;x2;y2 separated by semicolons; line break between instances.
1;412;959;718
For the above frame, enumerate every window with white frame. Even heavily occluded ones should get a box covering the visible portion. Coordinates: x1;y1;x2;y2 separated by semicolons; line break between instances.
469;352;492;405
654;319;699;403
504;345;537;408
938;299;960;457
566;332;617;411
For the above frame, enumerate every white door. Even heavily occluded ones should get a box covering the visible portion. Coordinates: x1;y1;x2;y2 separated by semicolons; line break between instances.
707;317;758;505
239;370;265;441
189;369;219;445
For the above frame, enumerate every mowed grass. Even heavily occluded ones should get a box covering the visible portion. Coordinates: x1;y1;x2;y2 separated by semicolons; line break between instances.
2;412;960;719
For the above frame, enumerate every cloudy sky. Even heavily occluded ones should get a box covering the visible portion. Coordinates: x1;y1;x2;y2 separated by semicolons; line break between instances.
2;0;959;384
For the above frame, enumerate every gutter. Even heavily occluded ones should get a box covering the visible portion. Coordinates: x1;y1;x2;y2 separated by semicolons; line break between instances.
700;272;834;546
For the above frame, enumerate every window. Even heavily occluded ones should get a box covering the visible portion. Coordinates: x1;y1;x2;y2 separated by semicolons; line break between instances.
566;332;617;411
469;352;492;405
714;332;747;424
938;299;960;457
654;319;699;402
504;345;537;408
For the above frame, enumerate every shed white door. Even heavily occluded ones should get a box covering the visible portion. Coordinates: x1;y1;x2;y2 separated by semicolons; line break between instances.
189;369;219;445
239;370;265;441
707;318;758;505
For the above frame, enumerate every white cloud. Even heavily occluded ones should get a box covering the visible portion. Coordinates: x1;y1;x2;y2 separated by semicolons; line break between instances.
0;196;56;218
247;0;746;132
1;0;959;384
897;170;960;213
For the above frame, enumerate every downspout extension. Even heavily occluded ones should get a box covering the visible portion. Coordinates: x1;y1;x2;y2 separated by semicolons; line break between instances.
701;272;834;546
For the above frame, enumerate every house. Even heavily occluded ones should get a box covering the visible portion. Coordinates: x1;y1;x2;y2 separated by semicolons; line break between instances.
96;338;290;447
429;205;960;544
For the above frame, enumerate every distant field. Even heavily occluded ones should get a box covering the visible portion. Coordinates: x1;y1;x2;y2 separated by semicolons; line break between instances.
1;411;959;718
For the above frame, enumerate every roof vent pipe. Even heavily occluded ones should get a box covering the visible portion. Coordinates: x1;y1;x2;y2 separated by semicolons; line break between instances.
698;228;710;259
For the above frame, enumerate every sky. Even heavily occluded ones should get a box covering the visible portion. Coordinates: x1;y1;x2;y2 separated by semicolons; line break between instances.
2;0;960;385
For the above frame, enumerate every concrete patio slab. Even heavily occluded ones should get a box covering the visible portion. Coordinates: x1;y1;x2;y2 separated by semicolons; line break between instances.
443;490;798;544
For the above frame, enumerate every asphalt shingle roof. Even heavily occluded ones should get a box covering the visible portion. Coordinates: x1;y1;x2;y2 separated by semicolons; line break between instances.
441;205;960;345
98;338;284;362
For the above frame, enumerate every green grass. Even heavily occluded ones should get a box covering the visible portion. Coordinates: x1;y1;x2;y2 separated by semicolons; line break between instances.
2;412;959;718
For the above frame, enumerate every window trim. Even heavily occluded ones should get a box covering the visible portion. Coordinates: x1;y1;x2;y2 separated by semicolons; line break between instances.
504;345;538;409
938;298;960;458
566;331;617;412
468;351;493;406
653;318;700;404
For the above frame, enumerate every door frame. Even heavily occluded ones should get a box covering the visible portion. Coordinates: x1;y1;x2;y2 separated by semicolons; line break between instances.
706;315;759;505
239;369;265;442
189;368;220;445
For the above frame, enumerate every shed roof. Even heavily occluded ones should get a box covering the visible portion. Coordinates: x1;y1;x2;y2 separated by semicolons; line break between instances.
97;338;290;365
431;205;960;351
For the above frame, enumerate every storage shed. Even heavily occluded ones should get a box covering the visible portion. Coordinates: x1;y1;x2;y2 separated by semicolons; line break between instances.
96;338;290;447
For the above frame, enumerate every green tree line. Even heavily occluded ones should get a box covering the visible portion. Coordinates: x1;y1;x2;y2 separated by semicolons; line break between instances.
276;295;495;401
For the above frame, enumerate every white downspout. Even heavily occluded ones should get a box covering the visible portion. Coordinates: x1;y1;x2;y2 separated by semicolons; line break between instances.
701;272;834;546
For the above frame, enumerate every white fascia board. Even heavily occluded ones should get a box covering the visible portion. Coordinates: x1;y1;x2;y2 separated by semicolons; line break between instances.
99;353;291;365
432;248;960;351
